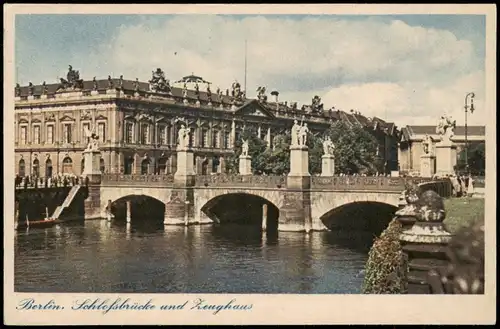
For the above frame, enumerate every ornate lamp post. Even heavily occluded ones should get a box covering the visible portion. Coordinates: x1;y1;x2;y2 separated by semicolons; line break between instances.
464;92;475;173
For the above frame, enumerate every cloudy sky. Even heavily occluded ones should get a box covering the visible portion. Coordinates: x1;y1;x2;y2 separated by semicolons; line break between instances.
15;14;486;127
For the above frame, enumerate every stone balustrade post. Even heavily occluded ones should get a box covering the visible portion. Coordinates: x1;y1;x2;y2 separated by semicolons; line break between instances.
399;190;453;294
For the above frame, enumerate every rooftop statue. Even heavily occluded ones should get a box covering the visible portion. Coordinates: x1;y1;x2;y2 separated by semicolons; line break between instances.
107;75;114;89
58;65;84;91
311;95;324;113
149;68;171;93
232;80;242;100
256;86;267;102
92;77;98;91
28;82;34;96
15;83;21;97
134;78;140;92
42;81;48;95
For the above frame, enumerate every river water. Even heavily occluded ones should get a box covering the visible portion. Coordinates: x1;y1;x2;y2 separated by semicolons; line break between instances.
14;220;371;294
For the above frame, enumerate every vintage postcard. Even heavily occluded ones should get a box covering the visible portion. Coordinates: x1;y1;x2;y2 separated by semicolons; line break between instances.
4;4;496;325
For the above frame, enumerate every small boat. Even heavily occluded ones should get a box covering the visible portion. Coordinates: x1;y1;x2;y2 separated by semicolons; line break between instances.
15;211;63;230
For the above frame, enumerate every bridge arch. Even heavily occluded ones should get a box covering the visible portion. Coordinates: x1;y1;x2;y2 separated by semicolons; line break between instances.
195;189;284;228
110;194;166;223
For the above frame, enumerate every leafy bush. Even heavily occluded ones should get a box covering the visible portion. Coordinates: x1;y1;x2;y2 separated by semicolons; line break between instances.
362;218;408;294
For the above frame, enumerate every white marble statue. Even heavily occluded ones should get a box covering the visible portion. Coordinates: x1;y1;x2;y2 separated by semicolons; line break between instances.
241;139;249;156
291;120;300;146
422;134;433;154
299;123;309;146
436;115;456;143
84;124;100;151
177;124;190;148
322;136;335;156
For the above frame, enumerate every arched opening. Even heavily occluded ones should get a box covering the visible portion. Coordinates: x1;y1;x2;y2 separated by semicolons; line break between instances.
32;159;40;177
320;201;398;251
212;156;220;174
141;158;150;175
201;158;209;175
45;159;53;177
100;158;105;173
62;157;73;174
110;195;166;228
201;193;280;233
158;156;168;174
18;159;26;177
124;156;134;174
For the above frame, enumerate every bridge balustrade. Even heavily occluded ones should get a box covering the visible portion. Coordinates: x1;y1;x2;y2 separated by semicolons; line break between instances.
101;174;174;186
195;174;286;188
311;176;435;191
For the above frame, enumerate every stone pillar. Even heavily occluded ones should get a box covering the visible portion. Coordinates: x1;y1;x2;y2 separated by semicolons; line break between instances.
166;145;196;226
321;154;335;177
82;148;102;220
420;154;436;178
238;155;252;175
279;145;312;232
435;141;457;176
262;203;268;231
126;200;131;223
399;190;453;294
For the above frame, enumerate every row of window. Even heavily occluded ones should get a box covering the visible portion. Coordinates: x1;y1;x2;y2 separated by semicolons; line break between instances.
124;122;232;148
18;122;106;145
17;157;105;177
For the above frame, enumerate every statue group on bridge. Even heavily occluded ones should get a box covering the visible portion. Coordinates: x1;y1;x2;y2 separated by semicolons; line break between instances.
322;136;335;156
436;115;456;143
422;134;434;155
241;139;249;157
177;124;191;149
83;124;100;151
291;119;310;147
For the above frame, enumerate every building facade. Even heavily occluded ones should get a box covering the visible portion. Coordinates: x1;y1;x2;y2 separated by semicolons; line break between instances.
14;66;399;177
398;125;486;174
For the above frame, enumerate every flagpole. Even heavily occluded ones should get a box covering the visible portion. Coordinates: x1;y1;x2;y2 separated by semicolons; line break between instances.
244;39;247;95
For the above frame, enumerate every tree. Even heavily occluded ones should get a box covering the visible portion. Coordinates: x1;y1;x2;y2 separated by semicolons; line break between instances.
225;125;268;175
322;121;382;175
456;142;485;175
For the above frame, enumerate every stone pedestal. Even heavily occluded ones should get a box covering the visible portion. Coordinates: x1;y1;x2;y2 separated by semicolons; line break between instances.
420;154;436;178
174;148;196;185
399;190;453;294
279;145;312;232
82;149;102;219
321;154;335;177
164;192;193;226
238;155;252;175
435;142;457;176
289;145;310;177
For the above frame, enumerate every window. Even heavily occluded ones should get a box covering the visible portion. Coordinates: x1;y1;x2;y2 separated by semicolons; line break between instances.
20;126;27;145
212;130;220;148
62;157;73;174
223;131;230;149
141;159;150;175
63;123;72;143
32;159;40;176
201;129;208;148
189;128;195;147
100;158;105;173
140;124;149;144
82;122;90;141
166;126;172;145
18;159;26;177
98;122;106;142
33;125;40;144
46;125;54;144
125;122;134;143
159;126;166;145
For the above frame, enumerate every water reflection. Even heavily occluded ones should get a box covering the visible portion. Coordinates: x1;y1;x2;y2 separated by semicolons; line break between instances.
15;219;370;294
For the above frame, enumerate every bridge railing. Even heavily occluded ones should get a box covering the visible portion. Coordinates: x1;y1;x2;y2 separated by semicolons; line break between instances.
310;176;435;191
195;174;286;188
101;174;174;186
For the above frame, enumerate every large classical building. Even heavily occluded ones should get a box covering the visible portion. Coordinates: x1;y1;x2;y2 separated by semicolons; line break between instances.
398;125;486;174
14;66;399;177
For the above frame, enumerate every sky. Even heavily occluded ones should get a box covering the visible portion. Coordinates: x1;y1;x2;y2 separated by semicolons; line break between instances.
14;14;486;127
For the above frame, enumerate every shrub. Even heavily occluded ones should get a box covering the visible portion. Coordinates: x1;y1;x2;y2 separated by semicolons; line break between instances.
362;218;408;294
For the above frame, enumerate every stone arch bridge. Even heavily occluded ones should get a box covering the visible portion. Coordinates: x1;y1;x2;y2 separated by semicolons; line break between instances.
98;174;452;232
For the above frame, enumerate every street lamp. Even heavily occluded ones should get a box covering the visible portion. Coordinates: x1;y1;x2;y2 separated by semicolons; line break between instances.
464;92;475;174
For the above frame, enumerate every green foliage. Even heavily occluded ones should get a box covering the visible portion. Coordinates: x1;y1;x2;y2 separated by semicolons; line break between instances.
325;121;383;175
226;120;383;176
362;219;408;294
456;142;485;175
